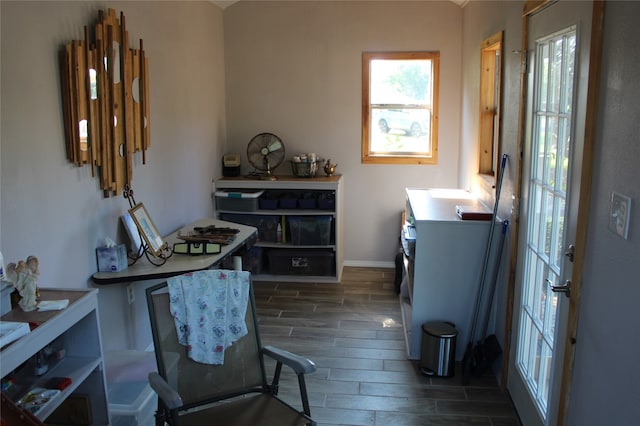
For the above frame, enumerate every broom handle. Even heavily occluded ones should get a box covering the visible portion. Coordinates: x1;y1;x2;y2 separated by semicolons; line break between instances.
480;220;509;339
468;154;508;345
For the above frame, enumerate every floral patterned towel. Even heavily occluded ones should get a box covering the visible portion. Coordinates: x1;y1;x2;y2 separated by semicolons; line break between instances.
167;269;250;365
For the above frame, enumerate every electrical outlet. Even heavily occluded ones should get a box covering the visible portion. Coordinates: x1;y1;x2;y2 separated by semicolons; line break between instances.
126;284;135;304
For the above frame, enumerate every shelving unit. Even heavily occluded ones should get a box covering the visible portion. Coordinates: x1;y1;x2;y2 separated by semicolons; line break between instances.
401;188;496;360
213;175;343;282
1;289;109;424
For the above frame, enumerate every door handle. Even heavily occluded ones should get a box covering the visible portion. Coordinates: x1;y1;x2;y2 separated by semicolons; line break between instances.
547;279;571;298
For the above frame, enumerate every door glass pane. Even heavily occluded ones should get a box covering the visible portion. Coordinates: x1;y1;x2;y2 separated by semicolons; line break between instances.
543;116;557;187
558;117;570;192
516;28;576;420
539;43;549;111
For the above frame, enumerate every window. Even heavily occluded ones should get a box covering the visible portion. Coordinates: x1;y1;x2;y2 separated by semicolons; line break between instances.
362;51;439;164
478;32;503;178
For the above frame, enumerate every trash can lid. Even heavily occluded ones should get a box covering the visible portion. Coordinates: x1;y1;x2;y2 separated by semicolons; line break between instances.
422;321;457;338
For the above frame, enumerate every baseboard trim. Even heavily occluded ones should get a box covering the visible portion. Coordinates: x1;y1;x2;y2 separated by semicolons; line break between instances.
343;260;395;269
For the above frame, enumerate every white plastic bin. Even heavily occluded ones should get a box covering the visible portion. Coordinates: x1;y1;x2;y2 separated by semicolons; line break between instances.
105;350;158;426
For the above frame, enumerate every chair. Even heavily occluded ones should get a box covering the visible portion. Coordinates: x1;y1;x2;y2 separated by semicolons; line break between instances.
145;270;316;426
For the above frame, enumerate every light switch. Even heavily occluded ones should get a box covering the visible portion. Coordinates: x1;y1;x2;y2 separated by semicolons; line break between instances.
609;192;631;240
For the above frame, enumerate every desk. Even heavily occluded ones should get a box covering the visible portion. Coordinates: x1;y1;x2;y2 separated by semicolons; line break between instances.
92;219;257;285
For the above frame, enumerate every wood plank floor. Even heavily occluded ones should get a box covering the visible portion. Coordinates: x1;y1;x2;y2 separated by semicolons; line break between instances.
254;266;521;426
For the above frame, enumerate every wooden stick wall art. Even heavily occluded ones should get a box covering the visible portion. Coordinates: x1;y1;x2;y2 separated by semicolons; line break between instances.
61;9;150;197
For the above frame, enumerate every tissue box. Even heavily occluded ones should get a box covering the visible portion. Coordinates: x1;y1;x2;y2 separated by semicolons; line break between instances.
96;244;128;272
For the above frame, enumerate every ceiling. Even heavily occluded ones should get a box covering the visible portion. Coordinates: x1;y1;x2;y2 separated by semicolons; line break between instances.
212;1;469;10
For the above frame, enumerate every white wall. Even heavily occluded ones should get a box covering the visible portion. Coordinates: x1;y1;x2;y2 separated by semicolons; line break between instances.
460;0;523;384
566;1;640;424
0;0;226;351
223;1;463;266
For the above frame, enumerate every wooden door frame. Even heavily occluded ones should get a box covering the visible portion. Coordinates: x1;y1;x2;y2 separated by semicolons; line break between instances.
502;1;605;425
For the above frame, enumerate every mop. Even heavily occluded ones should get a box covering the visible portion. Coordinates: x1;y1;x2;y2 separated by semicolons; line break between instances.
471;219;509;377
462;154;508;385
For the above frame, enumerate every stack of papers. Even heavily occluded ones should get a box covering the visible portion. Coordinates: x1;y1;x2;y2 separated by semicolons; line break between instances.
0;321;31;348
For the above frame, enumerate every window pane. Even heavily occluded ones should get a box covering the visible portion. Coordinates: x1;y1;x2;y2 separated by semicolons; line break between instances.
370;59;432;105
370;108;430;153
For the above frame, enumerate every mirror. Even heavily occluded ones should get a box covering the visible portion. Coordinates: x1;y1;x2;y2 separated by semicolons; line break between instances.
478;31;503;179
132;77;140;103
89;69;98;100
79;119;88;152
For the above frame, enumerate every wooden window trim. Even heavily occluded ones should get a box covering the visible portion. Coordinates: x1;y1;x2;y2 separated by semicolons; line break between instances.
362;51;440;165
478;31;504;177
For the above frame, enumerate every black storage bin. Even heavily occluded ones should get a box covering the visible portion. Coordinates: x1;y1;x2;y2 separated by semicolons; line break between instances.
220;213;280;243
268;249;335;276
420;321;457;377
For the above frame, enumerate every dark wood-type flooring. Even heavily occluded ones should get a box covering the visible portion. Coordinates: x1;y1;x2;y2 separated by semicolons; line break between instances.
254;267;521;426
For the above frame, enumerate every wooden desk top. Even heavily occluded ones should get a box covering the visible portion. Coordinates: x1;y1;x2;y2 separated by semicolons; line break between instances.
91;219;257;285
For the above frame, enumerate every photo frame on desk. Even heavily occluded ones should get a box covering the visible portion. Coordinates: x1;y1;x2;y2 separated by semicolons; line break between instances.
121;212;143;254
128;203;165;257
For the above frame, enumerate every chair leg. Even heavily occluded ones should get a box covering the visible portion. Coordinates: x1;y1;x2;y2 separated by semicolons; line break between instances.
270;362;283;395
155;401;169;426
297;374;311;416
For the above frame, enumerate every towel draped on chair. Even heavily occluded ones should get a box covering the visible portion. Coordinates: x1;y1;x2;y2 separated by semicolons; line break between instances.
167;269;250;364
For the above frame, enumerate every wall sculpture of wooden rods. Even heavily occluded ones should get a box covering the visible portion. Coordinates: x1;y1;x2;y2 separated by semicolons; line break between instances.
61;9;150;197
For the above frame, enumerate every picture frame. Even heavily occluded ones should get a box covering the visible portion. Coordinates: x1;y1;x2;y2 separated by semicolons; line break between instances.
128;203;166;257
120;212;143;254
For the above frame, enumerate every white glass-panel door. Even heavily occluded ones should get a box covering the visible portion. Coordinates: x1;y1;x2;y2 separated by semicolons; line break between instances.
508;1;593;425
519;28;574;417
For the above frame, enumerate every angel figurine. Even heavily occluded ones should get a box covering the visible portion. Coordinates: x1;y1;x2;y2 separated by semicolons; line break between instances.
6;256;40;312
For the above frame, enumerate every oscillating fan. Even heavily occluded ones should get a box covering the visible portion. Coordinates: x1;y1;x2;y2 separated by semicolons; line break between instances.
247;133;285;180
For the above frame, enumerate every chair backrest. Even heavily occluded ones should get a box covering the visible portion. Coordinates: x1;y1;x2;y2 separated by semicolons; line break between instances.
146;272;267;407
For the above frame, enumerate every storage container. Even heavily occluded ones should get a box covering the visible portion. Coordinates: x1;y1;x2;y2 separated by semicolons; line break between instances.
278;194;298;209
289;160;320;178
105;351;158;426
268;249;335;276
220;213;280;243
243;246;264;275
298;197;317;209
288;216;332;245
258;198;278;210
215;190;264;212
317;198;335;210
317;191;336;210
420;321;457;377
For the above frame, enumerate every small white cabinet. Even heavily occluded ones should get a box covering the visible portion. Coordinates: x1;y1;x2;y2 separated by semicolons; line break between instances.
1;289;109;424
401;188;496;360
213;175;343;282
